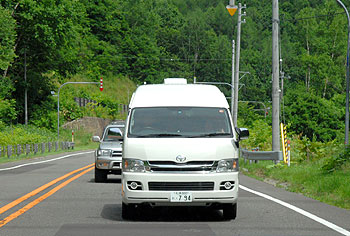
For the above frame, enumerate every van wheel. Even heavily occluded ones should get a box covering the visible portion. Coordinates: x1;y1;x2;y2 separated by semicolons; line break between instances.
122;203;135;220
223;203;237;220
94;167;107;182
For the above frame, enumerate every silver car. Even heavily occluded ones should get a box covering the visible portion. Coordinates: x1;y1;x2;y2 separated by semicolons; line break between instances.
92;121;125;182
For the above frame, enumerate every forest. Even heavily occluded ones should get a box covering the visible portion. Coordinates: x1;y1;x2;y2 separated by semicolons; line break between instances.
0;0;349;146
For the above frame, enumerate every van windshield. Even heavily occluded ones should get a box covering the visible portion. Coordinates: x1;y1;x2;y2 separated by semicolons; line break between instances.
128;107;232;138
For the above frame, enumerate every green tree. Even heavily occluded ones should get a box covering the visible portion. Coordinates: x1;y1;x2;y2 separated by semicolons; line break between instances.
0;5;16;72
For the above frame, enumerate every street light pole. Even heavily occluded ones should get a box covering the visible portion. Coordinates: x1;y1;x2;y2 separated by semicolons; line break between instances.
57;82;99;140
336;0;350;145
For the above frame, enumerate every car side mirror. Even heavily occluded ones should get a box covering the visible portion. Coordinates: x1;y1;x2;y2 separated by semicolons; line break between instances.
92;136;101;142
235;127;249;141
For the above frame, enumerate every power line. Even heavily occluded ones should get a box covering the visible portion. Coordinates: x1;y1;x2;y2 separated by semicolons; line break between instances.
283;11;345;22
118;56;231;61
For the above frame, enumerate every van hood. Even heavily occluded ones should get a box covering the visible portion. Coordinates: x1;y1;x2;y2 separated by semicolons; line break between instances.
123;138;237;161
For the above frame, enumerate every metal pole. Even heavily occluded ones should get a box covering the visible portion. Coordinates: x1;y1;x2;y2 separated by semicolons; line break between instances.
57;82;99;140
233;3;246;126
233;3;243;127
24;48;28;125
231;40;235;119
336;0;350;145
272;0;280;151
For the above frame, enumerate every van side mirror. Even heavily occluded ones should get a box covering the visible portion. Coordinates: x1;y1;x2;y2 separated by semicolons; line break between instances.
235;127;249;141
92;136;101;142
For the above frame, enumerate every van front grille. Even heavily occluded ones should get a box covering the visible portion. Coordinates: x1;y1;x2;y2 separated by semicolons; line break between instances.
148;182;214;191
147;161;216;172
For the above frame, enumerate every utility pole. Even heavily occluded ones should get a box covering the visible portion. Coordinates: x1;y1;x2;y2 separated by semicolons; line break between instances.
336;0;350;145
231;40;235;119
24;48;28;126
272;0;280;152
227;0;237;120
233;3;246;127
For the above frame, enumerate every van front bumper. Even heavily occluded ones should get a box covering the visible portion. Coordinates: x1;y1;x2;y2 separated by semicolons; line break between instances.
121;172;239;206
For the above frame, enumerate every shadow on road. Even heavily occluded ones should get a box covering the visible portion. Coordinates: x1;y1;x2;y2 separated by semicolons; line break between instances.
101;204;226;222
88;178;121;184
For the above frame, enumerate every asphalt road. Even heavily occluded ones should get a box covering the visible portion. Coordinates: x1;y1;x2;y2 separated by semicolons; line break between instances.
0;151;349;236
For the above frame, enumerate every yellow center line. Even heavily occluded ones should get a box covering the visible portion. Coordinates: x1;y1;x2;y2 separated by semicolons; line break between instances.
0;166;94;228
0;163;94;215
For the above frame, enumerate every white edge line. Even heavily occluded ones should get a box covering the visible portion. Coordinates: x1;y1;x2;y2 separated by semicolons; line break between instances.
0;151;94;172
239;185;350;236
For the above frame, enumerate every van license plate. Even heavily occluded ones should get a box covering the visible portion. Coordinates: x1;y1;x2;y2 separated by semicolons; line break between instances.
170;192;192;202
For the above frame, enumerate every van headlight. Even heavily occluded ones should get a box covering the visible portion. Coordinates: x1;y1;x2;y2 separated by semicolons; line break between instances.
216;159;239;172
97;149;111;156
123;159;149;172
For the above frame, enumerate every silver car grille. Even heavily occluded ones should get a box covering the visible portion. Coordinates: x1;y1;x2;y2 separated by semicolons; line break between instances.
112;150;122;157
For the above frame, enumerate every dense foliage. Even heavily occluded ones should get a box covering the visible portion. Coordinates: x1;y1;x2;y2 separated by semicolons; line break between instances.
0;0;349;145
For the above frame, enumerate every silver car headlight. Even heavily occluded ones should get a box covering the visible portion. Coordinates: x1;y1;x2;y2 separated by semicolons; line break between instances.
123;159;149;172
97;149;111;156
216;159;239;172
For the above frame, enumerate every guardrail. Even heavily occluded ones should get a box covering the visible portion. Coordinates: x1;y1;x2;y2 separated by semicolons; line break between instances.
240;148;282;163
0;141;75;159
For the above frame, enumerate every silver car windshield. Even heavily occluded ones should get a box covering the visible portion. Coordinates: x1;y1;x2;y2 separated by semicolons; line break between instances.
103;127;123;141
128;107;232;138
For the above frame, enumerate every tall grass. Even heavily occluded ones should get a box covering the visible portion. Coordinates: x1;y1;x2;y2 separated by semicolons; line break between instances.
240;159;350;209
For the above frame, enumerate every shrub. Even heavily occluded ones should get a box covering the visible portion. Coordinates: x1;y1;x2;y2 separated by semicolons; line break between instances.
322;146;350;173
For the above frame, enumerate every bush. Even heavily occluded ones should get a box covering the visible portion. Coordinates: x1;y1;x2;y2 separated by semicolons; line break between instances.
239;119;272;151
0;125;56;146
0;99;17;124
322;146;350;173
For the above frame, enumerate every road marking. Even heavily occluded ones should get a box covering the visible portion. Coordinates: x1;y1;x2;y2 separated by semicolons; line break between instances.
0;151;94;172
240;185;350;236
0;163;94;215
0;166;94;228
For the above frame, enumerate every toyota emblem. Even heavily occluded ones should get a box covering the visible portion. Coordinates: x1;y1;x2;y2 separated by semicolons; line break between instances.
175;155;186;163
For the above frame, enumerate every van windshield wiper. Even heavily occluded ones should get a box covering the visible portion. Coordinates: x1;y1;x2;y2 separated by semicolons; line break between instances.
187;133;232;138
133;133;184;138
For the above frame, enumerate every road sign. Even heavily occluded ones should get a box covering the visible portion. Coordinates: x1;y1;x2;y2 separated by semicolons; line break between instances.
226;5;238;16
100;77;103;91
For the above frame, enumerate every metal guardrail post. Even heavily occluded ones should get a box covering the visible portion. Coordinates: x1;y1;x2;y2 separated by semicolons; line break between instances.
41;143;45;154
7;145;12;158
34;144;38;155
17;144;21;156
26;144;30;156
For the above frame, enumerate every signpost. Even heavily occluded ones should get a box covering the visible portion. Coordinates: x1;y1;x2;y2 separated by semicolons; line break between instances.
226;0;238;16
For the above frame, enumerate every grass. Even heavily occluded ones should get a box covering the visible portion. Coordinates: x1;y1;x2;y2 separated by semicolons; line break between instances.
240;159;350;209
0;142;98;165
0;127;98;165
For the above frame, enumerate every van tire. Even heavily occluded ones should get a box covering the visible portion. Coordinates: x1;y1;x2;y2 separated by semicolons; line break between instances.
122;203;134;220
223;203;237;220
94;167;107;182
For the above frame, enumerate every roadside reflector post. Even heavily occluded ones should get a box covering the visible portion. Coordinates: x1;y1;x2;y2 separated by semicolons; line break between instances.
287;140;291;167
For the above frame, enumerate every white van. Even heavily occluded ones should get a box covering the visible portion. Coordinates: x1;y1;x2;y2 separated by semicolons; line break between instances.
121;78;249;220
